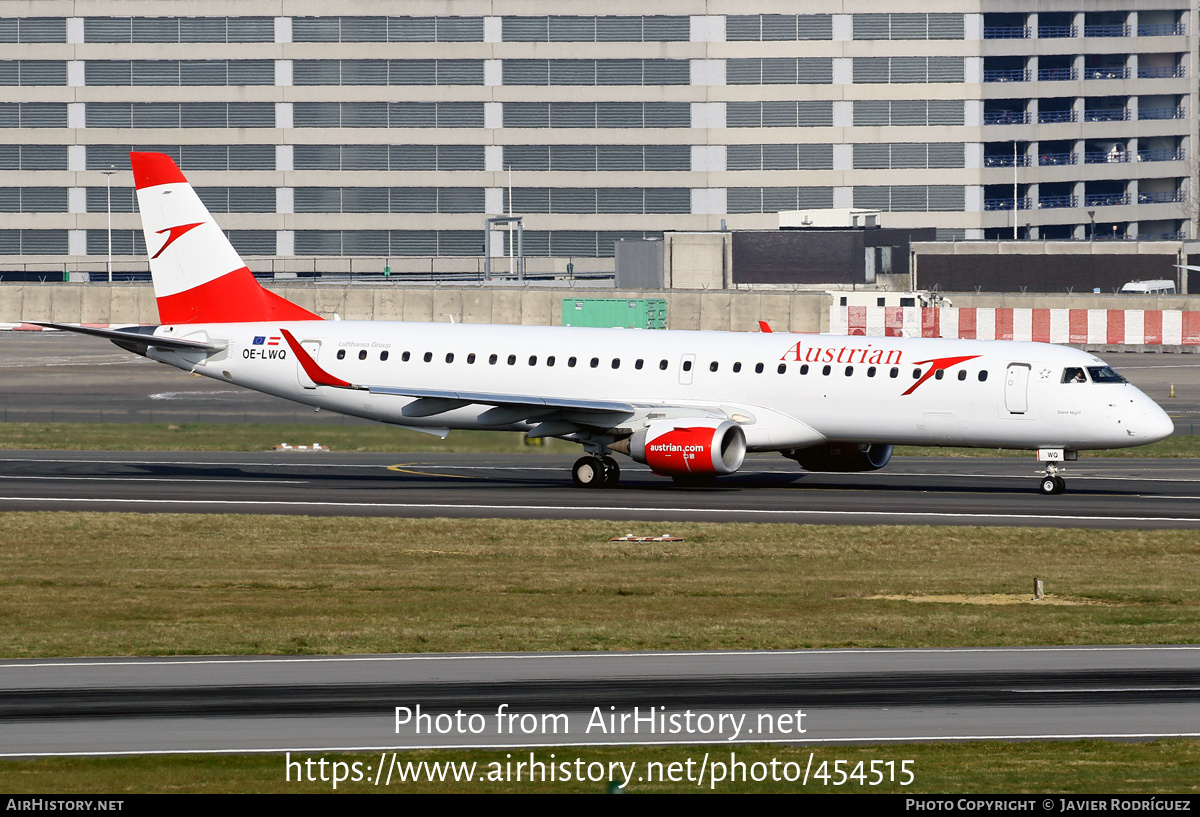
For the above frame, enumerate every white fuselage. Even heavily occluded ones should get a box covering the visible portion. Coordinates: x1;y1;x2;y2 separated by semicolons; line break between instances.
145;320;1174;453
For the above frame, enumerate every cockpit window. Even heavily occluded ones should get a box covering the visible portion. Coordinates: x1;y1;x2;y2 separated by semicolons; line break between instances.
1087;366;1126;384
1062;367;1088;384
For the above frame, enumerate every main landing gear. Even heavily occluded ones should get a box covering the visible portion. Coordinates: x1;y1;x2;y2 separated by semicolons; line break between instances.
572;455;620;489
1038;463;1066;495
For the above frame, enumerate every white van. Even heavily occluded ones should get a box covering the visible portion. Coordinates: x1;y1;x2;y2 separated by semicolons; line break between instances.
1119;279;1176;295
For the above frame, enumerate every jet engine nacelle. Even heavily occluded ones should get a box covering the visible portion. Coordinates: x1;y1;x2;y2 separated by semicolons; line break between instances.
785;443;894;473
619;419;747;477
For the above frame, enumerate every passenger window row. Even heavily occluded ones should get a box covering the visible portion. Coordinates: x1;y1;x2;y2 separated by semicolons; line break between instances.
331;348;990;383
338;347;664;370
794;363;988;381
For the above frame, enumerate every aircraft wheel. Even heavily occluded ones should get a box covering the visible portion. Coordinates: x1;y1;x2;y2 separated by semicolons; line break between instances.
572;456;605;488
601;456;621;488
1039;476;1066;496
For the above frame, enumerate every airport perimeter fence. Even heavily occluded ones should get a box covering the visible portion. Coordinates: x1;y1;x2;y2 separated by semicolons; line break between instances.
0;255;620;286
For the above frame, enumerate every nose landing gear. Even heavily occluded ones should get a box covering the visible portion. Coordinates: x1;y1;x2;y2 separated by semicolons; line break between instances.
1038;463;1066;495
1035;448;1075;495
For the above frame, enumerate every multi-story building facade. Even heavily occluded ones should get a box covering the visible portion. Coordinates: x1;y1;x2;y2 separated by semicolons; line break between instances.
979;3;1195;240
0;1;1194;270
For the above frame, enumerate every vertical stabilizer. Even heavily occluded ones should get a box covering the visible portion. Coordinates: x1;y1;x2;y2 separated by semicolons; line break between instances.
130;152;320;324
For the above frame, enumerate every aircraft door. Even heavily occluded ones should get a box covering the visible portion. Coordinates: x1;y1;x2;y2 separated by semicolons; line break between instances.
679;353;696;386
297;340;323;389
1004;363;1030;414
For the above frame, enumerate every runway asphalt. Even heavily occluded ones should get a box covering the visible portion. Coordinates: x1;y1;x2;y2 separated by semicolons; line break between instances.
0;450;1198;528
2;646;1197;756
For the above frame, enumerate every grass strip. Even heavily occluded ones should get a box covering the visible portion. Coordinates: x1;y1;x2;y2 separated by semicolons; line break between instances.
0;422;564;453
1;421;1197;456
1;740;1197;793
2;513;1198;657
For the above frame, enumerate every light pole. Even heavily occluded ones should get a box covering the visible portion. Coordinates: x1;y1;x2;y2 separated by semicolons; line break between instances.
101;165;116;282
507;164;516;280
1013;140;1019;240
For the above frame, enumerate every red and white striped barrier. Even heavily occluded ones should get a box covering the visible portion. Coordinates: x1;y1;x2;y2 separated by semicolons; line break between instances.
833;307;1200;346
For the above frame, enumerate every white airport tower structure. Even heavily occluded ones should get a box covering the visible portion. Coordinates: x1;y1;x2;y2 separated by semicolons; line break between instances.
0;1;1195;272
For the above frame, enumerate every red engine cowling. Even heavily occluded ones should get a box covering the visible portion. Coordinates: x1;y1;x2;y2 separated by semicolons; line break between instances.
785;443;894;473
625;419;747;477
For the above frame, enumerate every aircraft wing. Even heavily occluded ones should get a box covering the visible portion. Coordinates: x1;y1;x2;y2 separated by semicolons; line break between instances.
27;322;227;353
280;328;636;427
367;385;634;413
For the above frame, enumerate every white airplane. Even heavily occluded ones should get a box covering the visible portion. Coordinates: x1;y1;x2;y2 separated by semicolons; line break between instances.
37;153;1174;496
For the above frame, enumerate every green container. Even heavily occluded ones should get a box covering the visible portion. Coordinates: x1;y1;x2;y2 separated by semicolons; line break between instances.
562;298;667;329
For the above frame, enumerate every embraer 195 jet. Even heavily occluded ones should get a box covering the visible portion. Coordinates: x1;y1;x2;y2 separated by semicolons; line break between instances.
37;153;1173;495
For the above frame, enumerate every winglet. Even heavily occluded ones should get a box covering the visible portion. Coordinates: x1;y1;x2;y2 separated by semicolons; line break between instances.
279;329;358;389
758;321;773;333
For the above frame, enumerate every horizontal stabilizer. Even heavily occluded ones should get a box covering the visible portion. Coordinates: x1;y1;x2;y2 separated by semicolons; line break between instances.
28;322;226;352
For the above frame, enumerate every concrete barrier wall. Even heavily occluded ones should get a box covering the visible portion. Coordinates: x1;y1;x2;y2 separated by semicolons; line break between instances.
1;283;827;333
833;306;1200;347
11;282;1198;346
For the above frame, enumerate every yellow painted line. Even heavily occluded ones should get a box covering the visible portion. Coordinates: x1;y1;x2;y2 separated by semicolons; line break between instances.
386;464;478;479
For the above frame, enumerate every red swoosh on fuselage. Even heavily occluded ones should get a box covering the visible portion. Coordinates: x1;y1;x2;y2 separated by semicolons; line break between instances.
152;222;204;259
901;355;982;396
279;328;353;389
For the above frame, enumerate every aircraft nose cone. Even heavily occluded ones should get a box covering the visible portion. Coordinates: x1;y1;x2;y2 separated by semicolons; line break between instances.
1139;404;1174;443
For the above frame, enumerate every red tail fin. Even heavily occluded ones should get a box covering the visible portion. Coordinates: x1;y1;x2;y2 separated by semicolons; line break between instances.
131;152;320;325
